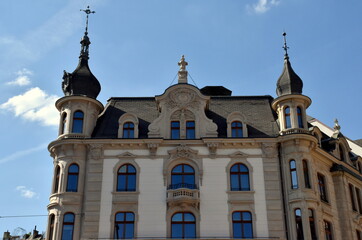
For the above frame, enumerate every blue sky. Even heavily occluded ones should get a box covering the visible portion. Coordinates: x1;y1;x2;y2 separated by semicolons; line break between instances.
0;0;361;235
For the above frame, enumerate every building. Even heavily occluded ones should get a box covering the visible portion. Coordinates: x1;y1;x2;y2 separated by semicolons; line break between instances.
46;14;362;240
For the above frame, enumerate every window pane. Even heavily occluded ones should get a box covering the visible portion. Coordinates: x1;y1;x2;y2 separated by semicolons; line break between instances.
239;164;248;172
184;213;195;221
125;213;134;221
61;225;74;240
172;175;182;185
241;175;250;190
66;175;78;192
119;165;127;173
184;175;195;185
116;213;125;222
244;223;253;238
233;223;242;238
128;175;136;191
69;164;78;173
64;214;74;223
72;111;84;133
242;212;252;221
125;224;134;239
171;224;182;238
230;165;239;172
117;175;127;191
232;212;241;221
285;107;291;128
297;107;303;128
183;165;194;173
231;175;240;190
172;213;183;222
128;165;136;173
172;165;183;173
184;224;196;238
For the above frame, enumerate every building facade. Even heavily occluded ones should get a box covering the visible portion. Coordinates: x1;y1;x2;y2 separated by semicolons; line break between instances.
46;26;362;240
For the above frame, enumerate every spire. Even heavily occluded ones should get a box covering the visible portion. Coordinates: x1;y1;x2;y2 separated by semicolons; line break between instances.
276;32;303;97
178;55;188;84
61;6;101;99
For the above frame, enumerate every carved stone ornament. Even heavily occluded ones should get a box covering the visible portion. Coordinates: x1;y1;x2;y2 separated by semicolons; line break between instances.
229;151;249;159
261;143;277;158
207;142;218;158
88;144;103;160
168;144;198;161
166;89;197;109
117;151;137;159
147;143;159;157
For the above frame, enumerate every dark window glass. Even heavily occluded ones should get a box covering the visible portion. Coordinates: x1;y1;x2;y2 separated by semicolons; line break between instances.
66;164;79;192
285;107;291;128
318;173;328;202
339;146;345;162
61;113;67;134
171;121;180;139
72;111;84;133
170;164;195;189
171;212;196;239
61;213;75;240
357;230;362;240
231;121;243;137
54;166;60;193
290;160;298;189
295;209;304;240
186;121;195;139
297;107;303;128
349;184;357;211
308;209;317;240
356;188;362;214
324;220;333;240
232;211;253;239
358;162;362;174
123;122;134;138
303;160;311;189
117;164;136;192
114;212;134;239
230;163;250;191
49;214;55;240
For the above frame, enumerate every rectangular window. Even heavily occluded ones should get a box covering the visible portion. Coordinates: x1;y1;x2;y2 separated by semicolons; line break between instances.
357;230;362;240
356;188;362;214
171;121;180;139
317;173;328;203
349;184;357;211
324;220;333;240
186;121;195;139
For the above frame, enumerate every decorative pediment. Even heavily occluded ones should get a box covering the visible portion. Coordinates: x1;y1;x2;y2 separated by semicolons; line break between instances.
168;144;199;161
229;151;249;159
117;151;137;159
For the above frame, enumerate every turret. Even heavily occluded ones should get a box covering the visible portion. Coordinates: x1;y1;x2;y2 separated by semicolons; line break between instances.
56;6;103;138
272;32;311;134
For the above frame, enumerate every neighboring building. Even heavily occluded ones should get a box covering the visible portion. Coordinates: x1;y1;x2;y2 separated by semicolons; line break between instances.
46;19;362;240
3;226;44;240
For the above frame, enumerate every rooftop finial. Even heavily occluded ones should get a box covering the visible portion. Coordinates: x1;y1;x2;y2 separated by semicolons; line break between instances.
178;55;188;84
334;118;341;131
282;32;289;60
80;6;95;36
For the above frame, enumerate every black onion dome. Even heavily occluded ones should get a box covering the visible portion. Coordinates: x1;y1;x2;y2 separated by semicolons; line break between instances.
62;33;101;99
276;57;303;97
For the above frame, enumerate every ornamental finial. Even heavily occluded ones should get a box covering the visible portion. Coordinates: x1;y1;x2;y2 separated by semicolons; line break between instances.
334;118;341;131
178;55;188;71
282;32;289;60
80;6;95;35
178;55;188;84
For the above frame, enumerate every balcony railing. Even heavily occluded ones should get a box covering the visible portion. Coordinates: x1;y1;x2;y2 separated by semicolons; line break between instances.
167;187;200;208
281;128;311;136
167;183;198;190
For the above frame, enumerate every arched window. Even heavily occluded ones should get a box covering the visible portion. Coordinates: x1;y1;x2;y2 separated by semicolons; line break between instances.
171;121;180;139
186;121;195;139
230;163;250;191
349;184;357;211
308;209;317;240
66;164;79;192
285;107;291;129
170;164;196;189
171;212;196;239
114;212;135;239
49;214;55;240
339;145;345;162
231;121;243;137
303;160;311;189
290;160;298;189
123;122;134;138
53;166;60;193
61;213;75;240
61;113;67;134
232;211;253;239
72;111;84;133
117;164;136;192
295;209;304;240
324;220;333;240
297;107;303;128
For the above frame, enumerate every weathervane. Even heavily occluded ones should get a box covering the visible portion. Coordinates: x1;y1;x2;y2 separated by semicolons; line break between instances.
80;6;95;35
282;32;289;59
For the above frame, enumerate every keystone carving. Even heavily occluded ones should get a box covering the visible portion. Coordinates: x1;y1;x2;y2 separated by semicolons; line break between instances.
88;144;103;160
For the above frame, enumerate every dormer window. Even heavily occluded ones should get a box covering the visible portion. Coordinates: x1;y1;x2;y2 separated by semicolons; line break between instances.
231;121;243;137
339;145;345;162
297;107;303;128
123;122;134;138
285;107;291;129
72;111;84;133
171;121;180;139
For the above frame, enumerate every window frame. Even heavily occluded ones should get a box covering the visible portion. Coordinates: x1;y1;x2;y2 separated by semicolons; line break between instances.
122;122;135;139
171;212;196;239
186;121;195;139
60;112;67;135
349;184;357;211
290;160;298;189
171;121;180;139
71;110;84;133
230;163;250;191
66;164;79;192
324;220;333;240
297;107;303;128
117;164;137;192
284;106;291;129
303;160;311;189
169;164;196;190
114;212;135;239
356;187;362;214
308;209;317;240
61;212;75;240
49;214;55;240
294;208;304;240
231;121;243;138
317;173;328;203
232;211;253;239
53;165;60;193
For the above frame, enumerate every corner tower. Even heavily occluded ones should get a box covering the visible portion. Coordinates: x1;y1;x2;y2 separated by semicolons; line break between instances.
56;6;103;138
272;32;311;134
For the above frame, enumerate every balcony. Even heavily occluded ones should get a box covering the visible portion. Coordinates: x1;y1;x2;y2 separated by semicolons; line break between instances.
167;184;199;209
280;128;311;136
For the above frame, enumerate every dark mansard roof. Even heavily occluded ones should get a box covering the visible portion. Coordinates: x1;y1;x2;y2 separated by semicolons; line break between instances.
92;94;279;139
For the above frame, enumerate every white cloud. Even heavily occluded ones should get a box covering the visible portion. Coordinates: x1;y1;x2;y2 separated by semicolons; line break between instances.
0;87;59;126
247;0;280;14
16;186;37;199
6;68;33;86
0;143;47;164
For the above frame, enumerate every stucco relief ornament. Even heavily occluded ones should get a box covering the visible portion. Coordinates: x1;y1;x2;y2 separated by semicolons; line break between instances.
167;89;197;109
262;143;277;157
89;144;103;160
